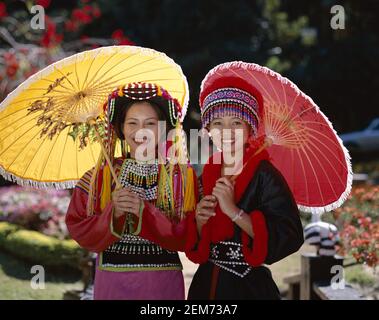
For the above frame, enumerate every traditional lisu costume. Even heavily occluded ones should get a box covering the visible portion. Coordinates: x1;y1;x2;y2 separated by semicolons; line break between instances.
66;82;197;300
185;66;304;300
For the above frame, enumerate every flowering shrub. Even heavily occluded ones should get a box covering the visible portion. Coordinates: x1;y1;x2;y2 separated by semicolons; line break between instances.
0;186;71;239
0;0;135;100
334;185;379;269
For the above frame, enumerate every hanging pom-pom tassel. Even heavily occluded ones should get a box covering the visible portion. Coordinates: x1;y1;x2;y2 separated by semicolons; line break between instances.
156;163;169;212
100;164;112;210
167;118;195;217
167;163;175;218
125;141;131;157
183;166;196;213
167;119;188;168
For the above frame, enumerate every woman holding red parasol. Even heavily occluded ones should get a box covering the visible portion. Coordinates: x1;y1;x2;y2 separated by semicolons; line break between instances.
185;61;351;299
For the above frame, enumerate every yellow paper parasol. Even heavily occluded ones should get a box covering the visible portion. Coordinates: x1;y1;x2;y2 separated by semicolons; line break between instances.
0;45;189;188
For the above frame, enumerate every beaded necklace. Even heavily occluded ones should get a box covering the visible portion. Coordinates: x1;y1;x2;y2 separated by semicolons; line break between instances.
119;158;159;201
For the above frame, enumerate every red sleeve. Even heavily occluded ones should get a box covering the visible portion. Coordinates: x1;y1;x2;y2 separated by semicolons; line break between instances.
184;211;211;264
183;173;212;264
241;210;268;267
138;201;187;252
65;187;127;253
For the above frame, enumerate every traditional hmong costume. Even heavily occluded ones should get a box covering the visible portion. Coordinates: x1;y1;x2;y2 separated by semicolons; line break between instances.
66;82;196;300
185;66;304;300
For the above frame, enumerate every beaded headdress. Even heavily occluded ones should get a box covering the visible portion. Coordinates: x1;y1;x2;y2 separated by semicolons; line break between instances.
108;82;182;128
199;76;263;137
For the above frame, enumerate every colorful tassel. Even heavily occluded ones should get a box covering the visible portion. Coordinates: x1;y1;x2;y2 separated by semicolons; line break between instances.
183;166;195;212
100;164;111;210
156;163;169;212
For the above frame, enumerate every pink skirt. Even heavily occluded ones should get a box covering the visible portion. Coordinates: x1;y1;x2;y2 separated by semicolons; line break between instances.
94;267;185;300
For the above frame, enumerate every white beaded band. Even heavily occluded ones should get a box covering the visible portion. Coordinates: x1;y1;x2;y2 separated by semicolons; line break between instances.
232;209;244;222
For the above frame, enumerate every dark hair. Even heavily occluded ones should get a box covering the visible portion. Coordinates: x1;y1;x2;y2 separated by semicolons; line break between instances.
112;97;173;140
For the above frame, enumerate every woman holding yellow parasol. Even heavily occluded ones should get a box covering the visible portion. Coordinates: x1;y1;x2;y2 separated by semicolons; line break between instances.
0;46;196;300
66;82;197;300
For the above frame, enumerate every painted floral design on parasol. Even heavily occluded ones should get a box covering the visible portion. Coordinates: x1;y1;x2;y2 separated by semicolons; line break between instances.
0;45;189;189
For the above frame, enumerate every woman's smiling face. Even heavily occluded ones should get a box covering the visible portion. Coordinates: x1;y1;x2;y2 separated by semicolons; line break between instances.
122;101;160;159
208;116;251;155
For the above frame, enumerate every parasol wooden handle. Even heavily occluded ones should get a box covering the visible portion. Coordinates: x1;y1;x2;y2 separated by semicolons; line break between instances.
87;118;122;189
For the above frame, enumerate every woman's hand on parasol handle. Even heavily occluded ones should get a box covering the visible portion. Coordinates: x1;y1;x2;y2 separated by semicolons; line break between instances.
112;188;142;219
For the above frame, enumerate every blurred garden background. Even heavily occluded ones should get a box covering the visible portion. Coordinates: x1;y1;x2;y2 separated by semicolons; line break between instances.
0;0;378;299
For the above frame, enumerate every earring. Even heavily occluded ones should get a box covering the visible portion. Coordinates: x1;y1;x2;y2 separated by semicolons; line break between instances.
122;140;131;157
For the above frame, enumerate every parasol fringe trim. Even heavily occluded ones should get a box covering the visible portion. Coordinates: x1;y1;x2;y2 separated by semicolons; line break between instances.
297;138;353;214
0;165;77;190
202;61;353;214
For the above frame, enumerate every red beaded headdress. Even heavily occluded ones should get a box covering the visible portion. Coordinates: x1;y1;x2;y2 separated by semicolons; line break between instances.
200;75;264;137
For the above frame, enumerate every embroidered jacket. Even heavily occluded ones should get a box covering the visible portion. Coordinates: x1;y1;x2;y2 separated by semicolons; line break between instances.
185;148;304;269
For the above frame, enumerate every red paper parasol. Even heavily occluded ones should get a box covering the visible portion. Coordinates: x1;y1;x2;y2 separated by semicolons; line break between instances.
200;62;352;214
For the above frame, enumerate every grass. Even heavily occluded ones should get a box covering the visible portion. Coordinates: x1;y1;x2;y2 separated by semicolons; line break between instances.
345;264;376;287
1;245;376;300
0;249;82;300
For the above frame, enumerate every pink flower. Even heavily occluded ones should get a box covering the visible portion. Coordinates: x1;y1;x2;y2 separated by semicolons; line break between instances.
358;217;371;227
4;52;19;78
39;16;63;47
111;29;135;45
36;0;51;8
64;20;77;32
118;38;135;45
83;5;92;13
92;6;101;18
0;2;8;18
111;29;124;40
72;8;92;24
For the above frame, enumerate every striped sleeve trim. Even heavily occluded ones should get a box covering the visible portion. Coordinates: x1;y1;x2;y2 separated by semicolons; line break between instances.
76;168;95;194
76;158;125;194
